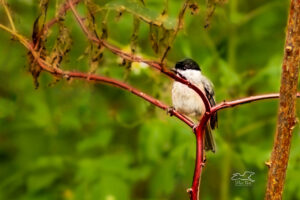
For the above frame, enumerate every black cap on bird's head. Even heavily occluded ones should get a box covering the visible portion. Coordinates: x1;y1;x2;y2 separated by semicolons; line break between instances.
175;58;201;71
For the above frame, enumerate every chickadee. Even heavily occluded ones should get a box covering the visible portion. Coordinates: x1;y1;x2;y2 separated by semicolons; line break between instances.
172;58;218;152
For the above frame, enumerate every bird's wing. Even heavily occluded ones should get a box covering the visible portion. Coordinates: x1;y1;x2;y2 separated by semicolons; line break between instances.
202;77;218;129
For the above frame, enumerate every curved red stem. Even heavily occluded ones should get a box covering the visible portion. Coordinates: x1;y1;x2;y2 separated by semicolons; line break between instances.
212;93;300;114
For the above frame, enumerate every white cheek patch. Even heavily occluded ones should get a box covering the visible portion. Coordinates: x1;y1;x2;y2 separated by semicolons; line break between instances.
176;70;202;83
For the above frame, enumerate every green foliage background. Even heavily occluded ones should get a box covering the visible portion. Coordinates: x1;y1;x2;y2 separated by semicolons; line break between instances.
0;0;299;199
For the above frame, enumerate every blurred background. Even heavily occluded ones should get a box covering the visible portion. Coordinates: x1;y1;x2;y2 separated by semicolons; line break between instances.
0;0;299;199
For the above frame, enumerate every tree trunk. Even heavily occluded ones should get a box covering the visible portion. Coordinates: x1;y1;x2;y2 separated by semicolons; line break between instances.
265;0;300;199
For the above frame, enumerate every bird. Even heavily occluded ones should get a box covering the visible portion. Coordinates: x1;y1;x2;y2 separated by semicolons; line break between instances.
171;58;218;152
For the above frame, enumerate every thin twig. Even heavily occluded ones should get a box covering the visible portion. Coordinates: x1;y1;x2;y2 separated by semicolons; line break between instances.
45;0;82;32
161;0;190;63
211;93;300;114
1;0;16;32
0;24;30;49
68;0;94;39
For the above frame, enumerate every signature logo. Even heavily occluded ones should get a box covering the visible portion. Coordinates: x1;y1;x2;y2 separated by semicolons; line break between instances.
231;171;255;186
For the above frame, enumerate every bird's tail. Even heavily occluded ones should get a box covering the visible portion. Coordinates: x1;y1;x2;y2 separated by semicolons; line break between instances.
204;122;216;153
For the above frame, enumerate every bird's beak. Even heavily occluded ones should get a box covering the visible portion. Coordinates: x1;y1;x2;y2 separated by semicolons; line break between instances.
171;68;186;80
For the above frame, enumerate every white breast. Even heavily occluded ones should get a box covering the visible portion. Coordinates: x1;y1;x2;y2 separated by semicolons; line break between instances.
172;70;206;119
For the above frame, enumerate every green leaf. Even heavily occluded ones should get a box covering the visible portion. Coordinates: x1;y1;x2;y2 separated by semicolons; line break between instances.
32;0;49;45
77;130;113;153
27;172;59;193
130;16;140;54
49;15;72;70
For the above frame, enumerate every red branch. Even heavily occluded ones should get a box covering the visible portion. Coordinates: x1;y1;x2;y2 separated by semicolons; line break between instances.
45;0;82;31
188;120;206;200
211;93;294;113
26;43;194;128
68;72;194;127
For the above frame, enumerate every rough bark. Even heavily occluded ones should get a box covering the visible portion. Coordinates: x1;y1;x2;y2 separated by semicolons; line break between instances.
265;0;300;199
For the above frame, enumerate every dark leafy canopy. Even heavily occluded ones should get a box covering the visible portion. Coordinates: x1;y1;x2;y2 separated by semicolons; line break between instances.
0;0;299;200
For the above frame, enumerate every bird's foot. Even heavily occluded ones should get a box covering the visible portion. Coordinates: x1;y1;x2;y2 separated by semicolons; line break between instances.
192;124;199;133
186;188;193;196
167;106;175;116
